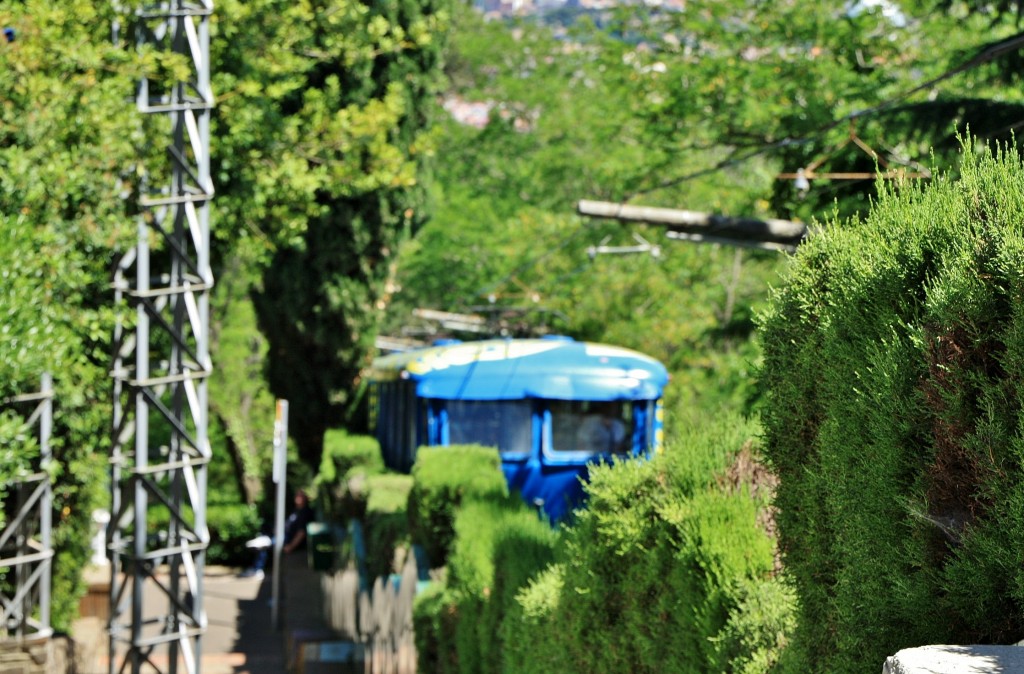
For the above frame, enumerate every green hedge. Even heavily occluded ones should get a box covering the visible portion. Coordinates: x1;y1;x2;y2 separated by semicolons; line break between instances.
206;503;264;567
363;473;415;578
413;416;790;674
500;564;570;674
412;494;558;674
413;579;460;674
759;142;1024;672
532;439;780;674
150;502;262;567
316;430;385;521
449;497;558;674
407;444;508;566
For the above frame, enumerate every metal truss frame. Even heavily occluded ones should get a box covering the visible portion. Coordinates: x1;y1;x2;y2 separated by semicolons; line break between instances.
109;2;214;673
0;375;54;642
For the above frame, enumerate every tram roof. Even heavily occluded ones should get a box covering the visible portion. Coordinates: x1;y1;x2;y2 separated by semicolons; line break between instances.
369;337;669;401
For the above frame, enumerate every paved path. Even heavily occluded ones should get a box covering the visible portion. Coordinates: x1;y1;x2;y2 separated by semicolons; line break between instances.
75;554;334;674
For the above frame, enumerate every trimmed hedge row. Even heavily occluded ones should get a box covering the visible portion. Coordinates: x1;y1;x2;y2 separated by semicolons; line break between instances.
759;142;1024;672
317;429;386;522
363;473;415;578
510;418;785;674
412;493;558;674
412;419;791;674
407;444;508;566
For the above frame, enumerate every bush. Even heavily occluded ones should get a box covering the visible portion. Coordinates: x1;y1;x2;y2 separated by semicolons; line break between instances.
416;414;786;674
412;578;460;674
550;458;776;674
447;497;557;674
149;502;261;567
500;564;570;674
363;473;414;578
759;141;1024;671
407;444;508;566
207;503;263;566
711;576;798;674
317;430;385;521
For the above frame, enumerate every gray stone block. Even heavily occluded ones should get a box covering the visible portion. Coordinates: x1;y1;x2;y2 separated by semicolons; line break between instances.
884;644;1024;673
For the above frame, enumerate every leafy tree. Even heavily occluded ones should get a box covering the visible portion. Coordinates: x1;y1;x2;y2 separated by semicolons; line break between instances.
211;0;455;466
0;0;137;629
384;6;784;416
208;255;277;504
759;142;1024;671
625;0;1024;219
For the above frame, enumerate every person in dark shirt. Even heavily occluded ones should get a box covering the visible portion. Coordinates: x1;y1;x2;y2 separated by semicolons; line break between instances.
239;488;315;579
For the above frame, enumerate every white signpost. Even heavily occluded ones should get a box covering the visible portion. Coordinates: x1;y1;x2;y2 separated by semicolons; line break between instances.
271;399;289;630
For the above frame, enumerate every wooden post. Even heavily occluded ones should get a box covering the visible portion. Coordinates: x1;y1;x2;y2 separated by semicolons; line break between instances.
577;200;807;252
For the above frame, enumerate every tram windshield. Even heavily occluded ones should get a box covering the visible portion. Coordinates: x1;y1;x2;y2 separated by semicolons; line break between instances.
447;400;532;458
550;400;632;454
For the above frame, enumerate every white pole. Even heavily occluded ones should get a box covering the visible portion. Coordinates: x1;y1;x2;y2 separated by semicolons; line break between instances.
271;399;289;630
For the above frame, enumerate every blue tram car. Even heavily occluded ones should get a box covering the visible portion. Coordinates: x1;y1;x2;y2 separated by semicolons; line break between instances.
368;336;669;521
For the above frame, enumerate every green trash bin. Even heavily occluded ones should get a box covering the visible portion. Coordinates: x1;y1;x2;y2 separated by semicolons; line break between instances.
306;522;334;571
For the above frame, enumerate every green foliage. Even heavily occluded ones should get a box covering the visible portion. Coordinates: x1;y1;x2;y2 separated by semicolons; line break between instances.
386;5;785;419
759;141;1024;671
411;493;558;674
405;445;556;674
711;577;798;674
316;430;385;521
627;1;1024;221
320;430;386;483
500;414;785;674
413;415;787;674
0;412;40;514
206;504;263;566
407;445;508;566
209;256;278;505
363;473;414;578
0;0;140;631
500;564;571;674
212;0;457;466
149;502;260;566
412;579;460;674
548;452;776;674
447;497;558;674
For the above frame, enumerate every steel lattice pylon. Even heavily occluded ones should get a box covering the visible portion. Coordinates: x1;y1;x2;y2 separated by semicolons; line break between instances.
0;374;54;644
109;2;214;673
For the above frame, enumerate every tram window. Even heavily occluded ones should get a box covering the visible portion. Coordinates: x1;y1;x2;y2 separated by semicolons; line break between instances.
447;400;532;458
550;400;632;454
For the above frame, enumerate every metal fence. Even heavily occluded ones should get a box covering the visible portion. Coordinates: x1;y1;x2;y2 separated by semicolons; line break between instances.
0;374;54;642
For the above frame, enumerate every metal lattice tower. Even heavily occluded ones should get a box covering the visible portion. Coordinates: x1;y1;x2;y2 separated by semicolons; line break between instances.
109;2;214;672
0;374;53;643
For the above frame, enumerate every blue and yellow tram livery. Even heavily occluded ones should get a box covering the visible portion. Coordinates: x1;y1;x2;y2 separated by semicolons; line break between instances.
368;336;669;521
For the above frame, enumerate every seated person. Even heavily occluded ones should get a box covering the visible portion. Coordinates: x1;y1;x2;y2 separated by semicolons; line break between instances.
576;401;627;454
239;488;315;579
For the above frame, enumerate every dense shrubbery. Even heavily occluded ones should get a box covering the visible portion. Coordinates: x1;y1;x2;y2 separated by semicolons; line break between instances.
317;430;386;521
412;492;558;674
449;497;558;674
511;416;785;674
411;419;791;674
363;473;415;578
150;503;262;567
407;444;508;566
206;504;264;567
760;143;1024;672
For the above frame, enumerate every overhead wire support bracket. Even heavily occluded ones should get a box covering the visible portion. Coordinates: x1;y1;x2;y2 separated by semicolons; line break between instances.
777;121;931;184
587;233;662;260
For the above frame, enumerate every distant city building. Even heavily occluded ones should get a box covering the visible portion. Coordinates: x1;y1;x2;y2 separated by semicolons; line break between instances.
475;0;685;17
442;97;494;129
